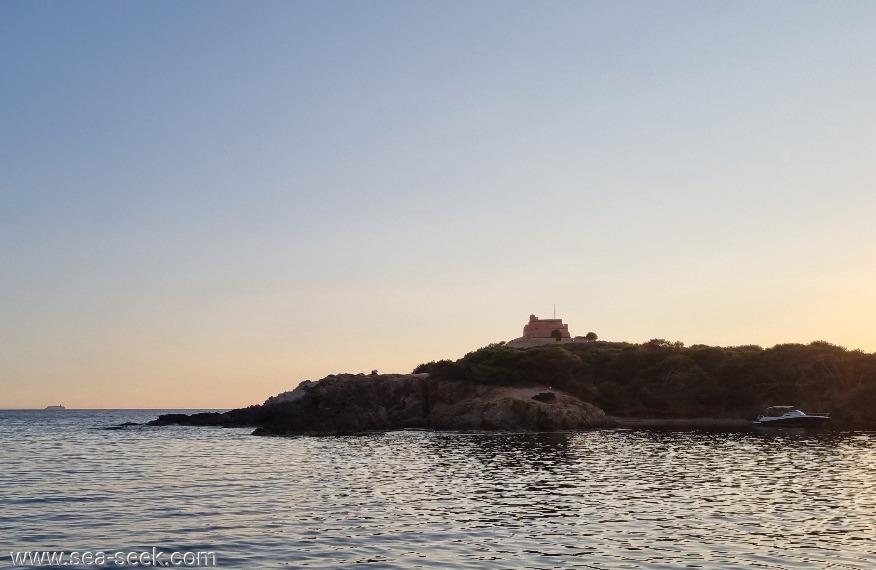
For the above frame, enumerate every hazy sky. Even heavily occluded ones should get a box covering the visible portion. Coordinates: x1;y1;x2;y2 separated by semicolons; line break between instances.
2;1;875;409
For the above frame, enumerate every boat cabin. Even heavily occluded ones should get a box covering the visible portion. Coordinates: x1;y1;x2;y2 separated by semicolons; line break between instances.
763;405;796;417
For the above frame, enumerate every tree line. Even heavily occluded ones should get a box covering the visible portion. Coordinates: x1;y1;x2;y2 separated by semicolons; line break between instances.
414;339;876;425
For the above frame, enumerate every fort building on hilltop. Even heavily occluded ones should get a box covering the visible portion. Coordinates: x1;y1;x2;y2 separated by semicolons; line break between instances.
523;314;571;339
507;314;581;348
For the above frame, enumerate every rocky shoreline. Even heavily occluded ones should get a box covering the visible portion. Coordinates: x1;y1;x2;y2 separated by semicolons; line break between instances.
609;417;752;429
149;373;610;435
148;373;789;436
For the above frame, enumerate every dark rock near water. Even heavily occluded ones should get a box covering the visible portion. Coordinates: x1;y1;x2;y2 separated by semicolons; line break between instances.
531;392;557;403
149;373;611;436
99;421;143;431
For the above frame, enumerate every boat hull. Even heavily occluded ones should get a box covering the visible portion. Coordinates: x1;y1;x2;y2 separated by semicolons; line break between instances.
753;416;829;427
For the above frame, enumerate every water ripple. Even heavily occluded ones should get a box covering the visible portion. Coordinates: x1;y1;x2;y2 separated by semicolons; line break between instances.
2;412;875;568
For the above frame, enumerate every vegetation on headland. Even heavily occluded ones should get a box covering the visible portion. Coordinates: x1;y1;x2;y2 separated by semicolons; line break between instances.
414;340;876;426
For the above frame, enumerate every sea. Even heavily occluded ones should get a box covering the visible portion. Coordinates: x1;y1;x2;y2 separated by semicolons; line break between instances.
2;409;875;569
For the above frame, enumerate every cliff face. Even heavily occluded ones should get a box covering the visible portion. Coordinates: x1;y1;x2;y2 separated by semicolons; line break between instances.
150;373;610;435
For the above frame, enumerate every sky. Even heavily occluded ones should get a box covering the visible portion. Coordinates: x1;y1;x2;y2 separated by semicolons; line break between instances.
2;1;875;409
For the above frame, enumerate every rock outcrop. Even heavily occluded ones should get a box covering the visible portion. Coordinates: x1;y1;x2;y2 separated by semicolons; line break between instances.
150;373;610;435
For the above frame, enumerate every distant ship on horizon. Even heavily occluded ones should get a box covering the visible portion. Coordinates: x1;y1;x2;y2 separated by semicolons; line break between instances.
44;405;66;411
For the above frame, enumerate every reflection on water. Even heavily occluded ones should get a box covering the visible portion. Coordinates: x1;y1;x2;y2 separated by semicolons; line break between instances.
2;411;875;569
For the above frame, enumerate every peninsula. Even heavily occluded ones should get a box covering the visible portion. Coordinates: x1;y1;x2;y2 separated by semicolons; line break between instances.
151;314;876;433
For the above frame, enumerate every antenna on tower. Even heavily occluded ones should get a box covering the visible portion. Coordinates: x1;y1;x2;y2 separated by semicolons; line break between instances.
553;304;556;319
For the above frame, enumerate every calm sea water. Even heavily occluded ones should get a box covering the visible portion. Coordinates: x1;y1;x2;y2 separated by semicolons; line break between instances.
2;410;875;569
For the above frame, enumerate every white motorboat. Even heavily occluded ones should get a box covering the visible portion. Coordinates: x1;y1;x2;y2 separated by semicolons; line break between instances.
753;406;829;427
44;405;66;411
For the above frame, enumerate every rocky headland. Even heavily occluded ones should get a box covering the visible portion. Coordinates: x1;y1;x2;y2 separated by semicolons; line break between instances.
149;337;876;433
150;373;611;435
